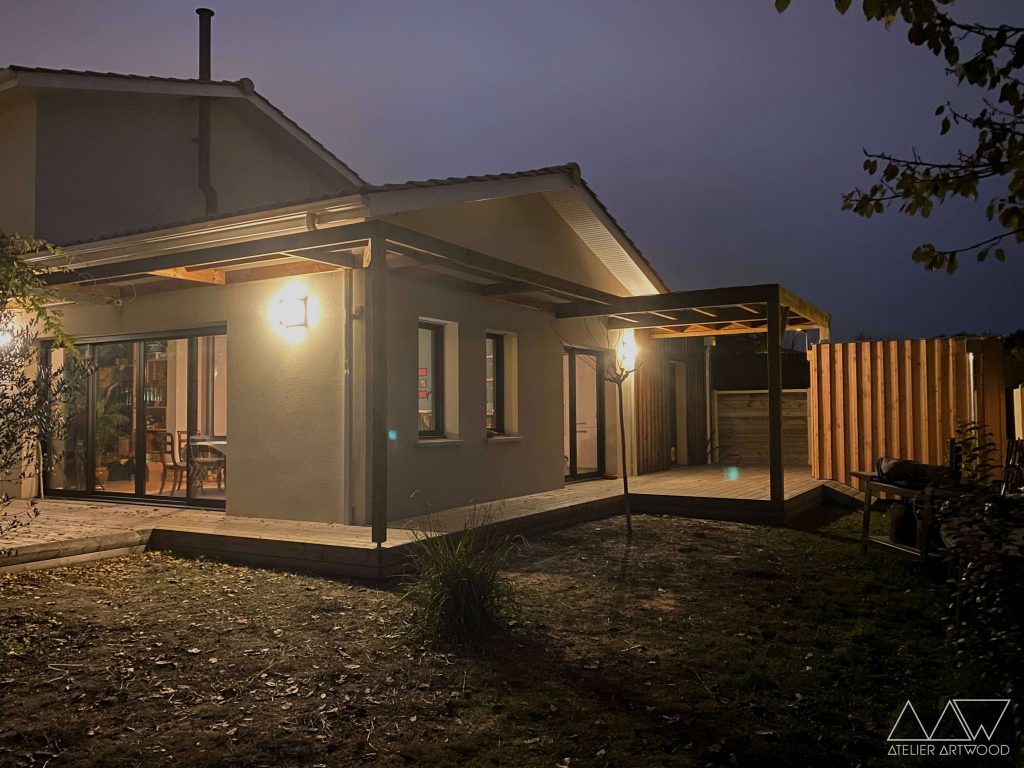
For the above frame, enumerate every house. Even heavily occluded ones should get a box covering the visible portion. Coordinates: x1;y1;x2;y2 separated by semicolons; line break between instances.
1;12;831;540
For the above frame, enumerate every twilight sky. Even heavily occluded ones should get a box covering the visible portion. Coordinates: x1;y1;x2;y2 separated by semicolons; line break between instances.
3;0;1023;340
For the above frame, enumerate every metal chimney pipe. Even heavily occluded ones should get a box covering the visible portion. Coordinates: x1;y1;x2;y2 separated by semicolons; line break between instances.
195;8;218;213
197;8;214;81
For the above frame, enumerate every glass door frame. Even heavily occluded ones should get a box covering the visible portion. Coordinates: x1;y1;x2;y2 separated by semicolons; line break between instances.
43;325;226;508
563;346;607;481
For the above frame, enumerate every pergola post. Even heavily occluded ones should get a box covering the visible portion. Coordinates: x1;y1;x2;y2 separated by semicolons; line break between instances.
766;291;785;513
368;232;389;544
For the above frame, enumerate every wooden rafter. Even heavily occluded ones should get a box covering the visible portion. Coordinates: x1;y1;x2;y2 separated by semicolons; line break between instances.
224;261;338;285
150;267;225;284
609;305;783;330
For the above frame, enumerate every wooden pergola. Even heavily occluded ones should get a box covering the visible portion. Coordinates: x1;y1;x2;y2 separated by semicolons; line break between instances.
552;283;831;513
46;219;830;538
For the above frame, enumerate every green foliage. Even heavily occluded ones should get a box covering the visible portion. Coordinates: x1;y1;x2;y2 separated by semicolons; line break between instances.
402;514;520;644
0;232;83;525
952;420;999;484
1;232;72;347
778;1;1024;272
937;422;1024;754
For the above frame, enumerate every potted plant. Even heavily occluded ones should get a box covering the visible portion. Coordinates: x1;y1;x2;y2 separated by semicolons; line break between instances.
94;398;128;486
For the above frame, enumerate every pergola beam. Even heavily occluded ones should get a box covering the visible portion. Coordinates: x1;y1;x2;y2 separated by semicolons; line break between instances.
288;249;365;271
380;222;622;306
44;221;375;286
478;280;541;297
556;283;778;320
386;242;523;286
780;286;830;329
389;265;488;295
607;305;784;330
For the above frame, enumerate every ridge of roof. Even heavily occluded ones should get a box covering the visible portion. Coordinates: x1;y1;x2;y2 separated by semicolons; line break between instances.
363;164;579;193
0;65;365;186
0;64;239;87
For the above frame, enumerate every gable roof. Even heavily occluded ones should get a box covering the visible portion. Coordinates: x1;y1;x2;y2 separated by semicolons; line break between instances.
363;165;667;295
0;68;665;295
0;65;365;188
53;164;666;296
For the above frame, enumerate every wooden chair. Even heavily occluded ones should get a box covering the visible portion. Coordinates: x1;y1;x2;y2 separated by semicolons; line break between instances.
1002;438;1024;496
157;430;186;495
189;435;226;495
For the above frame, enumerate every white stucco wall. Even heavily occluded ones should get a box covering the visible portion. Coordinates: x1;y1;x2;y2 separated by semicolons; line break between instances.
383;194;631;298
210;101;347;214
29;92;351;244
381;272;620;520
54;271;349;523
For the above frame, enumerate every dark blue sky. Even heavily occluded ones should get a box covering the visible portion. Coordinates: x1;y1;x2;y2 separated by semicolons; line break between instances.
3;0;1023;340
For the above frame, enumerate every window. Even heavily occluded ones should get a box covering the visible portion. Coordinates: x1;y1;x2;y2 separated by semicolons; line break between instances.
418;322;445;437
485;333;504;434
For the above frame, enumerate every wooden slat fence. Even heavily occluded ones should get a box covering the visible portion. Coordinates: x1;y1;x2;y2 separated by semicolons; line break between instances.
808;337;1006;486
713;390;809;466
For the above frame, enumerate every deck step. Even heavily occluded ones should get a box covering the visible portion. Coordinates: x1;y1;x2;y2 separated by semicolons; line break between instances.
0;530;151;574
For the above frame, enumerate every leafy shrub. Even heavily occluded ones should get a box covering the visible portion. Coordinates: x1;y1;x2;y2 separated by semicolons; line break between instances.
938;422;1024;754
403;514;520;643
1;233;87;529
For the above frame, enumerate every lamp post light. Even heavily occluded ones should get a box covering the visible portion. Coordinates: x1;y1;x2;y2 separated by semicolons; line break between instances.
608;329;638;541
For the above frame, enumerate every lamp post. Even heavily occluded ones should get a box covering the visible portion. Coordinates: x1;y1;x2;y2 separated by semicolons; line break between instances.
608;329;638;541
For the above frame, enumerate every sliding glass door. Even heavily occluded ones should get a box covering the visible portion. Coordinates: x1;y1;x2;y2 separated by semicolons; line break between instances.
46;329;227;506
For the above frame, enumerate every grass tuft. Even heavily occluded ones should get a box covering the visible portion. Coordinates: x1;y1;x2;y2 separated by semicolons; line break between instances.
402;510;520;644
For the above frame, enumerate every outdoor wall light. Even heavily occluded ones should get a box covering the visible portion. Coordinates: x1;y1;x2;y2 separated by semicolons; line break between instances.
617;328;638;371
276;296;308;329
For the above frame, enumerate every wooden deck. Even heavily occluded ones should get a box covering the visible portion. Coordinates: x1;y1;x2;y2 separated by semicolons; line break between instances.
401;464;829;535
1;465;850;579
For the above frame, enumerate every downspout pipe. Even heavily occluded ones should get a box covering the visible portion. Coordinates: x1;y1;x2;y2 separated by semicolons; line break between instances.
196;8;218;215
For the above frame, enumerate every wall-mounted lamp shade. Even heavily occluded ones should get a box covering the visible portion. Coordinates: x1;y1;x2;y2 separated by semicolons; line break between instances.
276;296;308;328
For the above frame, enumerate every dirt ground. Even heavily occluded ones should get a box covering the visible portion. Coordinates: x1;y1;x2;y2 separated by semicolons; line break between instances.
0;512;1006;767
